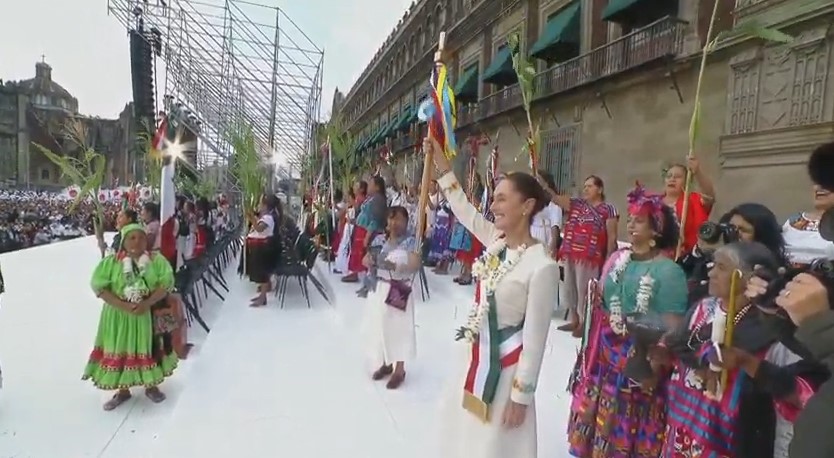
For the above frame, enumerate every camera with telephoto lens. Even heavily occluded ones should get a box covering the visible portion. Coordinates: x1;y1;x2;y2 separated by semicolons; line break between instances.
698;221;740;245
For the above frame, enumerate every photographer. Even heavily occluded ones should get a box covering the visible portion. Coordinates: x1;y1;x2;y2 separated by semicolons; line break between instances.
745;141;834;458
680;203;786;306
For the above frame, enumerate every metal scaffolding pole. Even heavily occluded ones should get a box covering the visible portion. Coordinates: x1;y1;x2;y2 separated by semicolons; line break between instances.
107;0;324;183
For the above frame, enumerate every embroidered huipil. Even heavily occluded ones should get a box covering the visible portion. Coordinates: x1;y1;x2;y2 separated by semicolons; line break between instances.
662;296;781;458
559;198;617;268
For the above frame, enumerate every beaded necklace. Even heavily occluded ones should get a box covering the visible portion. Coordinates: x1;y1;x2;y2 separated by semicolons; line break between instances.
686;298;753;350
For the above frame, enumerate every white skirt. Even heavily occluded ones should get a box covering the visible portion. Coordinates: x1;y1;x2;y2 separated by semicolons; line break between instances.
362;280;416;368
436;343;537;458
335;223;353;273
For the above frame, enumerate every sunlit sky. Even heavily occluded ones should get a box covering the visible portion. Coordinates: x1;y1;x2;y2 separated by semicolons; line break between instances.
0;0;412;121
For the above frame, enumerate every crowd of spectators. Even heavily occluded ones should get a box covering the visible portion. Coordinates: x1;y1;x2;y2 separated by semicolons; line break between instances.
0;190;123;253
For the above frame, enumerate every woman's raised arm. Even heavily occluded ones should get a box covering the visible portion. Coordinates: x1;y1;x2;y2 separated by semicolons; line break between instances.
425;137;498;244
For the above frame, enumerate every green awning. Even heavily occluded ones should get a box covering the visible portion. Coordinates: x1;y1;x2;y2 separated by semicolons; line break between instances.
379;119;395;140
481;46;517;86
530;2;581;62
395;105;415;132
601;0;641;23
369;120;393;146
355;136;368;151
368;127;382;146
453;65;480;103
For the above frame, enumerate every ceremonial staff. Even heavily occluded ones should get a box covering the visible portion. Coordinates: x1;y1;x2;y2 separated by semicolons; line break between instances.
417;31;456;245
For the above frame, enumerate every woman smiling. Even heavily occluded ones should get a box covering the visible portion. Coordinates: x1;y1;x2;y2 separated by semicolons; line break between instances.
568;184;688;458
425;137;559;458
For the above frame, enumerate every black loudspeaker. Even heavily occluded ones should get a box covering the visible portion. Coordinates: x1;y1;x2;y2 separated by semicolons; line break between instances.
129;29;155;125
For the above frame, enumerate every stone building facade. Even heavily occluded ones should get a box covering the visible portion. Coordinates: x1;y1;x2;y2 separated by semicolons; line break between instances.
336;0;834;225
0;62;141;190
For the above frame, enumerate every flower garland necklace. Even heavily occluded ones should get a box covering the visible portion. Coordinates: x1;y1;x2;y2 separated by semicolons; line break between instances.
607;250;655;336
456;238;528;342
120;252;151;303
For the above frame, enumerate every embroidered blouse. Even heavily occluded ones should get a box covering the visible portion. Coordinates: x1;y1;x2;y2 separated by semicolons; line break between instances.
91;252;174;300
783;212;834;264
559;198;618;267
602;254;688;316
356;194;387;233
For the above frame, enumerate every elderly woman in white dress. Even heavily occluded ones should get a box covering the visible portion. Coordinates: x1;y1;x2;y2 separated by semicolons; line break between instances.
363;205;421;389
424;138;559;458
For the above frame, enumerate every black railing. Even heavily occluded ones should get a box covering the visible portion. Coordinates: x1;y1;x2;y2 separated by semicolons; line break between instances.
458;104;479;127
393;133;416;152
466;16;687;123
534;16;687;99
478;85;523;120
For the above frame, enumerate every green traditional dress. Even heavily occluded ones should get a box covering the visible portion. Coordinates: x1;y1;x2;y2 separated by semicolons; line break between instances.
82;251;178;389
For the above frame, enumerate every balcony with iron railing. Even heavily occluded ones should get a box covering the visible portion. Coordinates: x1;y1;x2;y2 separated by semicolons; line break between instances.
392;132;417;152
457;16;687;127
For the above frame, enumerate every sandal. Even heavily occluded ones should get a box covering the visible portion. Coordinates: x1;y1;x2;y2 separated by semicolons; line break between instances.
145;387;167;403
372;364;393;381
386;371;406;390
557;322;577;332
249;296;266;307
103;390;131;411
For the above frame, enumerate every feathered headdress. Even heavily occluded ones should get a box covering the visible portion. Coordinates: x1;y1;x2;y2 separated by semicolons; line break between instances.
627;182;666;229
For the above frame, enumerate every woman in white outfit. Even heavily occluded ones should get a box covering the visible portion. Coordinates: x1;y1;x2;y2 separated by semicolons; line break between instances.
334;191;355;274
425;137;560;458
363;205;420;390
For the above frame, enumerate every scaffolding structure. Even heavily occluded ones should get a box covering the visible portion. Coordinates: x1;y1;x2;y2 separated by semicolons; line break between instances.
107;0;323;174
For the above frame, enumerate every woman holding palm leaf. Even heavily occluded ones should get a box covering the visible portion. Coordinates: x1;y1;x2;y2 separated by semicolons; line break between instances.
83;224;177;410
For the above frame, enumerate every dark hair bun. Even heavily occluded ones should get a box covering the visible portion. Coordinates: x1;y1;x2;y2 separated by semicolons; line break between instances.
505;172;549;218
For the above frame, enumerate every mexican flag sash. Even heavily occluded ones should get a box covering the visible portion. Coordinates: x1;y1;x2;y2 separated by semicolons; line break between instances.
462;280;523;422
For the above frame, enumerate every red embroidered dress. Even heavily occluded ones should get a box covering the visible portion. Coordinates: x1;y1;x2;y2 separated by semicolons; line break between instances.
559;198;618;268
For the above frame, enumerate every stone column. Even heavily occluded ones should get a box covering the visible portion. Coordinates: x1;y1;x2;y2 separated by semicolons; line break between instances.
480;24;494;99
526;0;541;50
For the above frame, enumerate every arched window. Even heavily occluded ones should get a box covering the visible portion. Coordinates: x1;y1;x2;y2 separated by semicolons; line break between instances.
426;15;434;46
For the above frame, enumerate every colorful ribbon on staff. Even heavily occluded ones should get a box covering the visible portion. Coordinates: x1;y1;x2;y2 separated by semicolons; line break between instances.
420;60;457;160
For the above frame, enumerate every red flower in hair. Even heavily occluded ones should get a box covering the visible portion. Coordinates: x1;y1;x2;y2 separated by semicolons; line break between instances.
627;181;666;229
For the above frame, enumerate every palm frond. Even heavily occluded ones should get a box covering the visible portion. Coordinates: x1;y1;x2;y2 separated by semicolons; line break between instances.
32;118;107;226
228;124;266;214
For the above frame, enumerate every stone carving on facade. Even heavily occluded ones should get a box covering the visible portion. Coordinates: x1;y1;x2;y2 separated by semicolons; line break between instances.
726;25;832;136
787;27;831;127
758;44;792;131
734;0;788;17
